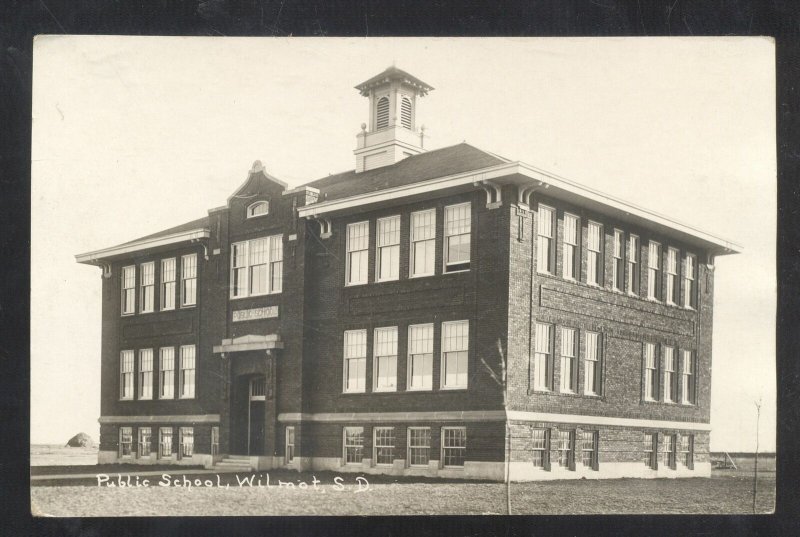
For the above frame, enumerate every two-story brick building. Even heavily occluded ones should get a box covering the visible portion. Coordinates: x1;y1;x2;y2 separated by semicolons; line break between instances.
76;66;740;480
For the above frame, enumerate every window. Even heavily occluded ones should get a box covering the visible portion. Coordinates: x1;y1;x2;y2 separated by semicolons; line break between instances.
683;253;697;308
211;426;220;457
537;205;555;274
181;254;197;307
559;327;577;393
231;235;283;297
666;248;679;305
120;350;134;400
373;327;398;391
444;203;471;272
580;431;598;470
343;427;364;464
376;216;400;282
663;346;676;403
410;209;436;277
680;434;694;468
374;427;395;465
179;427;194;459
138;349;153;400
587;222;602;286
408;324;433;390
584;332;601;396
644;343;658;401
376;96;389;129
138;427;151;458
247;200;269;218
159;427;173;459
531;428;549;469
643;433;657;469
612;230;624;291
647;241;662;301
139;261;154;313
345;222;369;285
343;329;367;393
179;345;195;399
681;350;696;405
408;427;431;466
562;213;579;280
159;347;175;399
121;265;135;315
400;96;412;129
556;430;574;469
119;427;133;458
442;427;466;468
441;320;469;389
627;234;640;295
282;426;295;463
160;258;176;310
533;323;554;391
662;433;677;469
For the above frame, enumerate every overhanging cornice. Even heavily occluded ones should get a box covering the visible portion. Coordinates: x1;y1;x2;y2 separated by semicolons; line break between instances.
75;228;210;264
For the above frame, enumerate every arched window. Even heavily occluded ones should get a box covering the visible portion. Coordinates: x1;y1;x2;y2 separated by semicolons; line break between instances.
376;96;389;129
400;96;412;129
247;201;269;218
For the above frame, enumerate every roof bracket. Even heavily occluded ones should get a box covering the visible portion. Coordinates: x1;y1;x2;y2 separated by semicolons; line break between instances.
99;262;112;279
475;180;502;208
191;238;209;261
316;217;332;239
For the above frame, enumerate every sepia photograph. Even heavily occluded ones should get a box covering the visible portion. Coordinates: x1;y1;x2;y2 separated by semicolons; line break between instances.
30;36;776;516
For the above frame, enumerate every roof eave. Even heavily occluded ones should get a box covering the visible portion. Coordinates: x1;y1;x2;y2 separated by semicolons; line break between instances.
75;228;211;265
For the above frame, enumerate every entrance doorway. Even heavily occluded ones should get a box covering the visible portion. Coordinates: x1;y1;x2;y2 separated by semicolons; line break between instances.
247;376;266;455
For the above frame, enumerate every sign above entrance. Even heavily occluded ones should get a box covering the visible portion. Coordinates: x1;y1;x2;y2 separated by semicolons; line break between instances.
232;306;279;322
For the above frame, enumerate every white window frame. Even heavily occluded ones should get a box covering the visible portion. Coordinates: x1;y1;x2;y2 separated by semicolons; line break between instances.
181;253;197;307
531;428;548;469
562;213;579;280
643;432;657;469
666;247;679;305
681;350;696;405
680;434;694;468
647;241;662;301
373;326;398;392
230;235;283;298
441;427;466;468
343;329;367;393
343;426;364;465
407;323;434;391
443;202;471;273
120;350;134;400
537;204;555;275
138;426;151;458
160;258;176;311
138;348;153;400
179;427;194;459
584;331;601;396
375;215;401;282
627;234;640;296
159;427;173;459
559;327;577;394
533;323;554;392
410;209;436;278
580;430;598;470
179;344;196;399
373;427;395;466
247;200;269;218
662;433;677;469
556;429;574;469
441;320;469;390
139;261;155;313
683;253;697;309
587;221;602;286
211;426;220;457
159;346;175;399
644;342;658;401
345;221;370;286
400;96;413;129
285;426;295;464
612;229;624;292
121;265;135;315
663;346;675;403
407;427;431;467
119;427;133;458
375;95;390;129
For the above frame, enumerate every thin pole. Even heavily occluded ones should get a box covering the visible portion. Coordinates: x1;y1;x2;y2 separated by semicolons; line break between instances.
753;398;761;514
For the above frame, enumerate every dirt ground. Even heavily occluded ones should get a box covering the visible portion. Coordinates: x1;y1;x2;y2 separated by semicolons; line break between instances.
30;467;775;516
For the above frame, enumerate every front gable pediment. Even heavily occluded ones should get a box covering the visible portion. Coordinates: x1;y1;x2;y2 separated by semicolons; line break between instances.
227;160;288;207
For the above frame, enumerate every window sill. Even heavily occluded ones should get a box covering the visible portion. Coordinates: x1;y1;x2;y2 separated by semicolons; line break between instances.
139;310;155;315
138;397;153;401
229;292;282;300
180;304;197;309
409;273;435;279
439;386;468;391
443;268;470;275
121;312;135;317
374;277;400;284
179;396;195;400
119;398;134;402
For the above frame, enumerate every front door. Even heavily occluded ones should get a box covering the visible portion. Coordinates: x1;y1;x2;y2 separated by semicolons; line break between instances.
247;376;266;455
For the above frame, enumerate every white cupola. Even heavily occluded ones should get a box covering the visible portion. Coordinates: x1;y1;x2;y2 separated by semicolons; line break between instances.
353;66;433;173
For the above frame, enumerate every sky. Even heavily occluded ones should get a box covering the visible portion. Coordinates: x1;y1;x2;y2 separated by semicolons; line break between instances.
31;36;775;451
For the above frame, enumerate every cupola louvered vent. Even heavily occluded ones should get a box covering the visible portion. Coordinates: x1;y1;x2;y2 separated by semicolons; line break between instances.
400;96;412;129
376;96;390;129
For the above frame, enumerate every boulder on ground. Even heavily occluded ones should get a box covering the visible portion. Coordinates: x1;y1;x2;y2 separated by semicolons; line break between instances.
65;432;94;448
